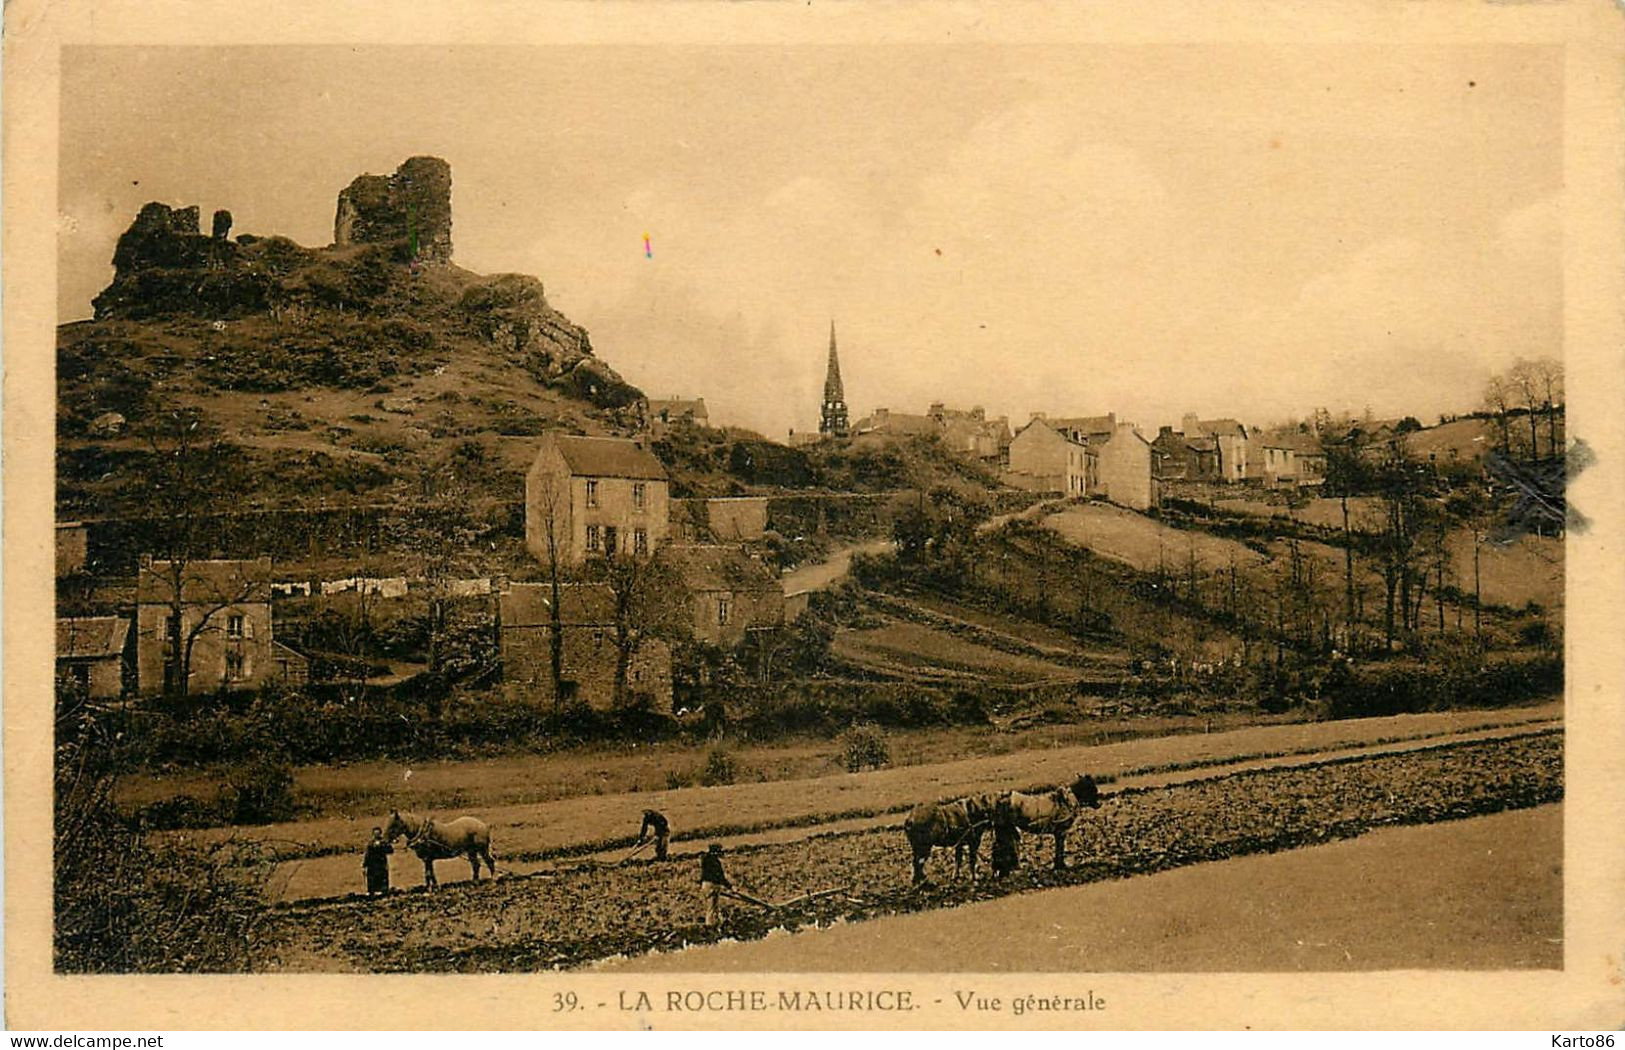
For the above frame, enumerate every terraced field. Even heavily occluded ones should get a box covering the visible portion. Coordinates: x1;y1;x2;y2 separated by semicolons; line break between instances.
254;729;1561;973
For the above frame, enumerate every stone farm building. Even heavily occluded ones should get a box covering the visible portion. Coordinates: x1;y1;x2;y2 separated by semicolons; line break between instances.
134;555;306;696
526;433;671;566
1181;415;1251;483
497;580;673;711
646;397;710;433
1249;430;1328;487
673;544;787;648
56;616;130;699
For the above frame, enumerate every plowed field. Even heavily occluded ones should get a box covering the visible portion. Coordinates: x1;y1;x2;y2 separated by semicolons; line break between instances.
255;730;1560;973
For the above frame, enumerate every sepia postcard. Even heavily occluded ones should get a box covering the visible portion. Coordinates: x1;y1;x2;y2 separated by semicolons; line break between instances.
5;0;1625;1032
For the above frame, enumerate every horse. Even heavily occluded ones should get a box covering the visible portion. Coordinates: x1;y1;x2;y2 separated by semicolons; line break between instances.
902;792;1000;885
383;809;497;890
995;774;1101;871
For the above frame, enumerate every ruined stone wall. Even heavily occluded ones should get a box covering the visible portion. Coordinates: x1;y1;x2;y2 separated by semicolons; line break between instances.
333;156;453;262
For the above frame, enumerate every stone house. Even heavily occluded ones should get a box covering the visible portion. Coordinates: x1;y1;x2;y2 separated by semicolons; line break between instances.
646;397;710;433
1252;431;1328;487
135;555;291;696
673;545;786;648
497;580;673;711
1182;415;1251;483
853;403;1011;463
56;616;130;699
1005;418;1089;495
526;433;670;567
1088;424;1156;510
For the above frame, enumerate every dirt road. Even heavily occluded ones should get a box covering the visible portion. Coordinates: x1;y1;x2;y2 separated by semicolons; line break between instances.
781;539;892;595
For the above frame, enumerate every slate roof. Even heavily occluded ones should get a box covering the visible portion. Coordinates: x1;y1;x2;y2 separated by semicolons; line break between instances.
1193;418;1248;439
57;616;129;660
550;434;669;480
672;544;779;594
499;582;617;627
1049;414;1118;439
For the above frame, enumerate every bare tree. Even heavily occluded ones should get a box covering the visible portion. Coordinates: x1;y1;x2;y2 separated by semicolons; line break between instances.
528;472;570;710
1507;358;1544;458
587;548;693;710
132;409;249;698
1482;373;1515;455
393;458;485;712
1531;356;1564;459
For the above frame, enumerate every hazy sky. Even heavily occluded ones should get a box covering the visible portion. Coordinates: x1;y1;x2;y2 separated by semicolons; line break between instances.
59;45;1563;437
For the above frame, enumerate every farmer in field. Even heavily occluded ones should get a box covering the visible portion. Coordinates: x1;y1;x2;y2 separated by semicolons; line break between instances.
990;819;1021;878
637;808;671;861
363;826;393;896
700;842;732;926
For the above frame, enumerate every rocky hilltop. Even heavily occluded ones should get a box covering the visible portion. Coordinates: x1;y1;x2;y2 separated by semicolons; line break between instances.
59;157;645;517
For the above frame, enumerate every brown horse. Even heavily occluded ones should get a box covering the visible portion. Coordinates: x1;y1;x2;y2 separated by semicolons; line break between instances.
383;809;497;890
995;774;1101;871
903;792;1000;884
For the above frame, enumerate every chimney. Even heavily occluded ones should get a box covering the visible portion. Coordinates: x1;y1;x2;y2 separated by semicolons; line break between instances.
1181;413;1200;436
1159;425;1175;438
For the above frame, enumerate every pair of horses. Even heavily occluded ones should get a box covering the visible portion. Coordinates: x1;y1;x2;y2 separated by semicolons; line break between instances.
382;809;498;890
902;774;1101;885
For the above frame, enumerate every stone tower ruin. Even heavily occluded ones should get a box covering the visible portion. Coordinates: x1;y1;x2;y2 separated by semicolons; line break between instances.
333;155;453;263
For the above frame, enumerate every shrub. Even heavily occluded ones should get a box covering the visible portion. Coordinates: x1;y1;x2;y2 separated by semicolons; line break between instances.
837;723;891;773
218;753;296;825
699;745;739;787
55;675;269;972
136;794;219;831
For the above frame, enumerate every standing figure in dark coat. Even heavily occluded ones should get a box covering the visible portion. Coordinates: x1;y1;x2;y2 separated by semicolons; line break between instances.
363;826;393;896
990;820;1021;878
699;843;732;926
638;808;671;861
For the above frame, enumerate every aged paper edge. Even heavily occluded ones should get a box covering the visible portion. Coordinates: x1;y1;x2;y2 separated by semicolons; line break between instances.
5;0;1624;1032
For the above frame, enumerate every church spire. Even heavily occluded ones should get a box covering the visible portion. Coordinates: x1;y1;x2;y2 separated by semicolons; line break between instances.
820;320;849;437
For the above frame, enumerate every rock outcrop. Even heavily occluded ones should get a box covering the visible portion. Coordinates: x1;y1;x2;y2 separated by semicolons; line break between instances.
333;156;452;263
83;157;643;411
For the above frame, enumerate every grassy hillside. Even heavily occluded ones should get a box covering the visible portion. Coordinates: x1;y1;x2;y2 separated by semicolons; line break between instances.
58;208;651;519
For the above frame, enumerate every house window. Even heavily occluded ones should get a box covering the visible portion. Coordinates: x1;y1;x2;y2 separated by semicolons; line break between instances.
586;525;601;551
717;597;731;626
225;649;248;682
592;629;605;645
604;526;618;557
586;479;599;508
634;528;648;554
632;482;646;510
226;613;245;640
